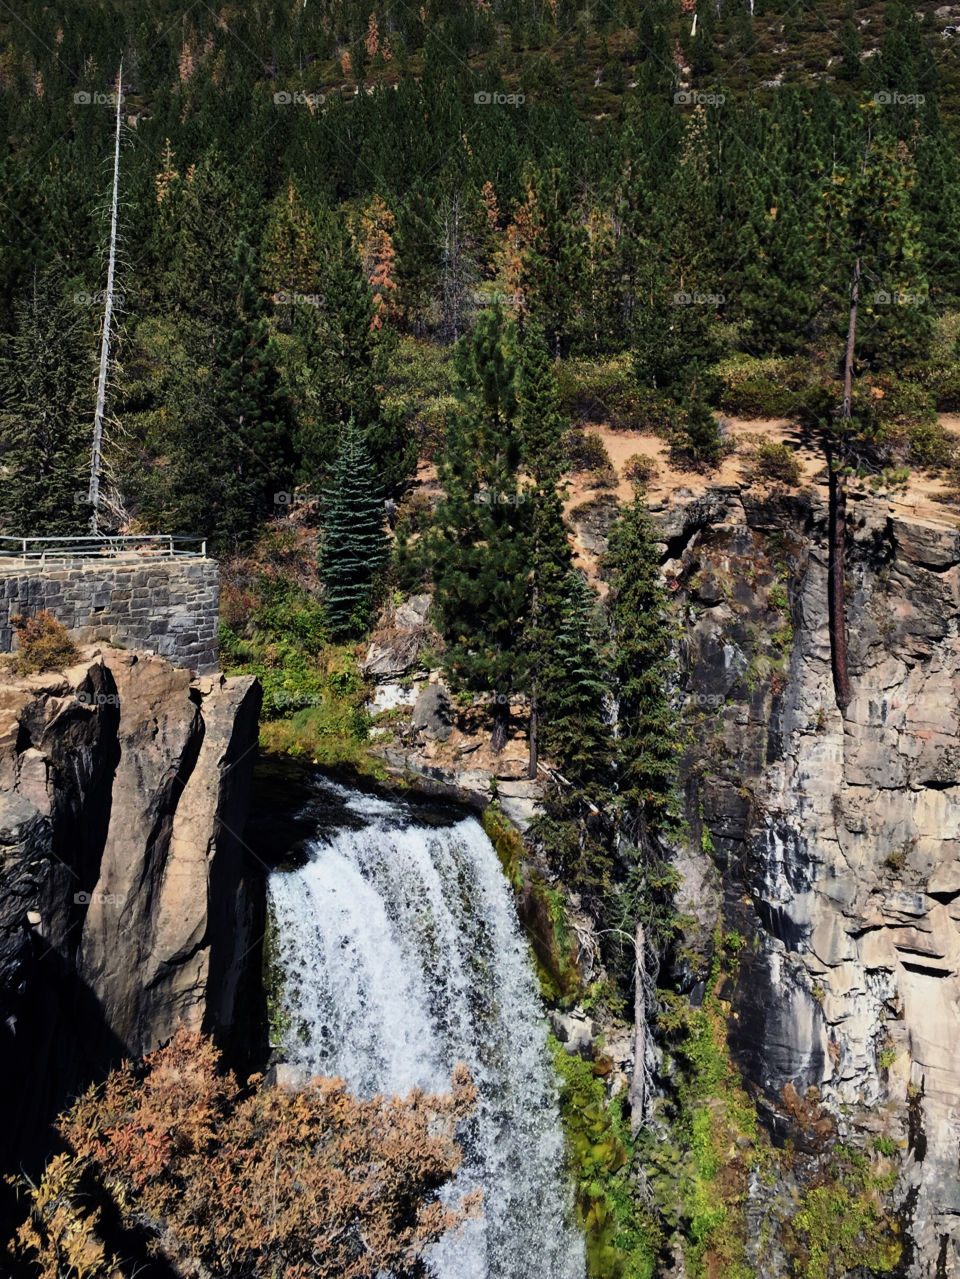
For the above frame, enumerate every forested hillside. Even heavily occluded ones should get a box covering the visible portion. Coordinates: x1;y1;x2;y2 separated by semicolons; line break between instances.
1;0;959;545
5;3;960;1277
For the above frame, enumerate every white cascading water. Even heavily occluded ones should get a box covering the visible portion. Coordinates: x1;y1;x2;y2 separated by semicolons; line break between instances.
268;780;586;1279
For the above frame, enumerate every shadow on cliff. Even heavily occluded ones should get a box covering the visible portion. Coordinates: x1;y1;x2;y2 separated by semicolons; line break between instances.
0;959;143;1266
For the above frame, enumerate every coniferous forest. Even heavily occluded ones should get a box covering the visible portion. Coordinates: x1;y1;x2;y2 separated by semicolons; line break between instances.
4;1;960;1277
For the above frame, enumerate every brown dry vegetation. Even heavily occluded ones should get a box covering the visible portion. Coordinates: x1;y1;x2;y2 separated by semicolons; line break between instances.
8;1031;478;1279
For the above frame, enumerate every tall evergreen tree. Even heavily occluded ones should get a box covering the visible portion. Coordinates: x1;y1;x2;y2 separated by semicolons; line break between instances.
815;128;932;707
429;309;531;752
0;263;93;536
516;324;573;775
605;495;678;847
540;569;613;798
318;419;388;640
293;217;415;496
160;236;294;546
531;569;616;906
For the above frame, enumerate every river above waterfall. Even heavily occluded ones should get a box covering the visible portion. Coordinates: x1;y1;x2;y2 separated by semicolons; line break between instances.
268;779;585;1279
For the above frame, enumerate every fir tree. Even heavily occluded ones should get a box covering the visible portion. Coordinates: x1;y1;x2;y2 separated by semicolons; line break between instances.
605;495;678;846
531;569;615;907
516;324;573;775
293;217;415;496
318;419;388;640
0;263;93;536
429;309;531;752
540;570;613;796
163;236;294;546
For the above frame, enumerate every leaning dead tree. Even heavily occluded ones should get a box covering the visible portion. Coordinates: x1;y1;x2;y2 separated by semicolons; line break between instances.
87;60;123;532
829;252;860;712
591;924;657;1134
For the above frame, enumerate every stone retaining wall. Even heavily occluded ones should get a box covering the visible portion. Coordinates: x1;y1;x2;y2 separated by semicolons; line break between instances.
0;557;219;674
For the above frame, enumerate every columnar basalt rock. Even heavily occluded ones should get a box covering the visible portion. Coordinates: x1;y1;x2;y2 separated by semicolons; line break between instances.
662;486;960;1277
0;647;260;1175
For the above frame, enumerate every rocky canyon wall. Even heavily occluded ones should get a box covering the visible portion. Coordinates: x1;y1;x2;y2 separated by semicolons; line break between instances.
0;647;260;1178
661;485;960;1276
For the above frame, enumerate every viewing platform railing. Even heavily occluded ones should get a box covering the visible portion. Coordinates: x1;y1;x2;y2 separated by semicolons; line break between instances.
0;535;208;563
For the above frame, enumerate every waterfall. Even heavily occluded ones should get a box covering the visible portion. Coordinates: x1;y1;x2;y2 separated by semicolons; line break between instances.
268;780;586;1279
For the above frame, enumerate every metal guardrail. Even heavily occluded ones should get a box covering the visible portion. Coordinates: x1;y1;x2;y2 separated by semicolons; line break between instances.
0;535;208;563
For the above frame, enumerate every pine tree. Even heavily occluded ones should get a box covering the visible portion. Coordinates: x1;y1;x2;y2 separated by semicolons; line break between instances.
318;419;388;640
531;569;615;906
540;570;612;793
670;398;725;470
357;194;399;329
260;181;323;332
815;128;933;707
157;236;294;546
429;309;531;752
516;324;573;775
605;495;677;846
0;262;93;535
293;217;414;496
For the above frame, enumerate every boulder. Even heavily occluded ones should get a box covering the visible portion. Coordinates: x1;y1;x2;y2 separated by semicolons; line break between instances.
411;683;453;742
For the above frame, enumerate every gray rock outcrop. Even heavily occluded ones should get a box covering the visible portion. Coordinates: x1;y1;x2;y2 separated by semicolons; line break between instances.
0;648;260;1174
664;486;960;1275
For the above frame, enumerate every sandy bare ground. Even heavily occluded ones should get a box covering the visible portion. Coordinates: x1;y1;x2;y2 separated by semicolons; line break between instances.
407;416;960;556
565;417;960;529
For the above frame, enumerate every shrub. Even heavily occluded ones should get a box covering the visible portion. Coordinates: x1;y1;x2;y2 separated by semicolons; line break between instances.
624;454;659;487
634;388;685;439
908;418;954;469
10;611;79;674
551;1035;661;1279
716;357;809;419
931;367;960;412
862;375;936;431
556;356;647;430
11;1030;478;1279
669;402;727;471
587;464;619;489
743;439;803;487
563;428;613;473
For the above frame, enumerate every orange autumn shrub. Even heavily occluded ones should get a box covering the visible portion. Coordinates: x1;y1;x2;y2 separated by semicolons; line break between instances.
11;1030;478;1279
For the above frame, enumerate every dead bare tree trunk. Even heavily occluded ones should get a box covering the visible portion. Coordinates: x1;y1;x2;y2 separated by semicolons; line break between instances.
829;254;859;713
491;698;510;754
88;60;123;532
527;690;538;780
628;921;647;1133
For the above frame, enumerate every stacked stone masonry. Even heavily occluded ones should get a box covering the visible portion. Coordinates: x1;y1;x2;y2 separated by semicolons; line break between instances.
0;557;219;674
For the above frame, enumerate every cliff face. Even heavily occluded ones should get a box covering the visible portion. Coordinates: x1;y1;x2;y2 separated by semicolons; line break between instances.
0;648;260;1172
662;486;960;1276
